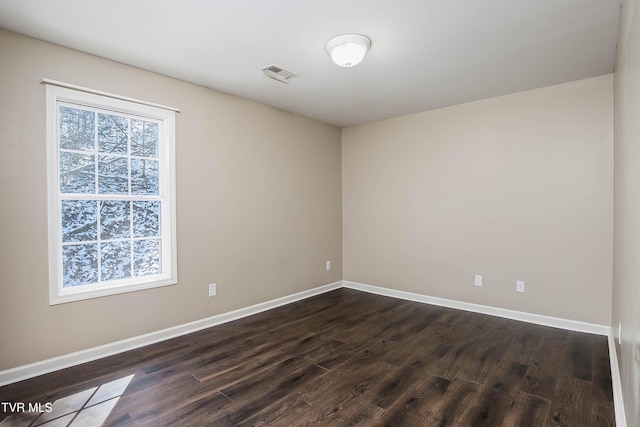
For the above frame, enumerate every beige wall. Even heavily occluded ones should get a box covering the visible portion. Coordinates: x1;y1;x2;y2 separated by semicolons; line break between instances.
343;75;613;325
0;26;619;386
0;29;343;370
614;0;640;424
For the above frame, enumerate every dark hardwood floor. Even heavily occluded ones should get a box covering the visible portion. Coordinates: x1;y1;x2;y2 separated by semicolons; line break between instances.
0;288;615;426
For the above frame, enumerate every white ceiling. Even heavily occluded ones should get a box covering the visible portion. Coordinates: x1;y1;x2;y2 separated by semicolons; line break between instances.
0;0;621;127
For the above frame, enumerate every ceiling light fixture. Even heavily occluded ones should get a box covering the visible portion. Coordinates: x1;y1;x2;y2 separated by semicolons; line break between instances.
325;34;371;68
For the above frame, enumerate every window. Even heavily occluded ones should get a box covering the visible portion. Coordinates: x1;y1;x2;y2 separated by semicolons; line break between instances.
46;84;177;304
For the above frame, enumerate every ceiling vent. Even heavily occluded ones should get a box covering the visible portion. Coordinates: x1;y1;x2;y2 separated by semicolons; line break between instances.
261;64;296;84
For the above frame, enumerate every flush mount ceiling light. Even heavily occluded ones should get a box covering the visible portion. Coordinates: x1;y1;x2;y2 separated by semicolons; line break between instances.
325;34;371;67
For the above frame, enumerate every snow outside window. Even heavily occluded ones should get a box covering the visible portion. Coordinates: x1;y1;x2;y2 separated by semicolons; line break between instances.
46;85;177;304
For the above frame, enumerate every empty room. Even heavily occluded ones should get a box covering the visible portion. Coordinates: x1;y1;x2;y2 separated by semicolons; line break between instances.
0;0;638;426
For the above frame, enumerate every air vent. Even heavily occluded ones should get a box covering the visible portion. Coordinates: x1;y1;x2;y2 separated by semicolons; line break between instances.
261;64;296;84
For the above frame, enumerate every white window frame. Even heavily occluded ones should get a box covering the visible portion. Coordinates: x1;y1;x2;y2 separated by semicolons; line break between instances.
46;84;177;305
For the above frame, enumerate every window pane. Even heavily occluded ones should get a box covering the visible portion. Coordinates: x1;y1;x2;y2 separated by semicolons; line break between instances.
59;106;95;151
131;120;158;158
101;241;132;281
63;243;98;287
133;201;160;237
49;86;176;303
98;113;128;154
60;152;95;194
134;239;161;276
100;200;131;240
131;159;159;195
61;200;97;242
98;156;129;194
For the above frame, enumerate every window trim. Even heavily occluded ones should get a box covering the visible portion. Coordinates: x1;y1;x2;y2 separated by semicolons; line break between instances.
46;84;177;305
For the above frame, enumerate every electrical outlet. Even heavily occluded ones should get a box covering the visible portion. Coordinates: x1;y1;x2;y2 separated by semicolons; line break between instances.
516;280;525;293
208;283;217;297
474;274;483;287
326;260;331;271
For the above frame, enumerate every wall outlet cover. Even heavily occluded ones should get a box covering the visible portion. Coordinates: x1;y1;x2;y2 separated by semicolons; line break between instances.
516;280;525;293
474;274;483;287
208;283;217;297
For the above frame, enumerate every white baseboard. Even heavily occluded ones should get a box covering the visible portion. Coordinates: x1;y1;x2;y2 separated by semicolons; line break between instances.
343;281;610;335
0;281;343;387
608;331;627;427
0;279;615;389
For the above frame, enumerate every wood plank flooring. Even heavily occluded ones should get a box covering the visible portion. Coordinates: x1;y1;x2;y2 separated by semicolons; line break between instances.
0;288;615;426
